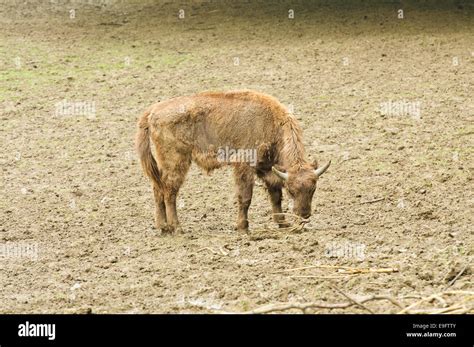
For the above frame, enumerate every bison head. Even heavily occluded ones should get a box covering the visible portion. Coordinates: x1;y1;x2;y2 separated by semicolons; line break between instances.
272;160;331;219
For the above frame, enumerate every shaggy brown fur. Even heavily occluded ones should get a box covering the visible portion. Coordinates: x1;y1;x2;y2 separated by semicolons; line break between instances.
136;90;330;233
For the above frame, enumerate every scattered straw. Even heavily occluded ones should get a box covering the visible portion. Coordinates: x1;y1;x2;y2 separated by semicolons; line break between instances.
238;290;474;314
274;264;399;276
397;290;474;314
248;213;309;240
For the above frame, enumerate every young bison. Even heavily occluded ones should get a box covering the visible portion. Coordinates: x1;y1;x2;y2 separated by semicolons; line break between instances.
136;90;330;233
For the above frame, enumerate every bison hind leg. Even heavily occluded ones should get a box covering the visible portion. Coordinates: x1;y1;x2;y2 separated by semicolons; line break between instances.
233;165;255;232
153;184;168;231
155;148;192;234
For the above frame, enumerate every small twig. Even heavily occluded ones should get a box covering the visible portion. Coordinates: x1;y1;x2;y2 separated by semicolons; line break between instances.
218;247;229;256
248;233;281;241
397;291;474;314
400;294;423;299
445;264;469;289
289;274;358;279
242;295;404;314
375;295;405;309
273;264;399;275
197;247;228;256
185;27;217;31
331;286;375;314
340;156;359;164
398;293;439;314
250;213;308;238
273;264;356;273
244;301;352;313
431;294;448;307
428;304;465;314
360;197;385;204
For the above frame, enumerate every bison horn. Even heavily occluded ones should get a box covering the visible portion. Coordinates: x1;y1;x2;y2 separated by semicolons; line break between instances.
314;160;331;177
272;166;289;181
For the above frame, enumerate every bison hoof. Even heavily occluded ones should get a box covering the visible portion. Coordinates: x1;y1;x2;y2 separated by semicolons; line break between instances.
235;224;249;233
278;222;291;228
161;225;175;234
160;224;182;235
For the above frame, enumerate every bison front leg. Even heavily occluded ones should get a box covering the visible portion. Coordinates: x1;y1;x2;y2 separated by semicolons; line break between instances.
264;182;290;228
233;166;254;232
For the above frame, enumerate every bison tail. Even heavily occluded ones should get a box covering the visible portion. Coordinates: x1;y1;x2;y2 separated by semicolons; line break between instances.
135;112;161;186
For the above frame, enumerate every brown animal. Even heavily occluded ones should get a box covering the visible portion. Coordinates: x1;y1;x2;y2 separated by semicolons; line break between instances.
136;90;330;233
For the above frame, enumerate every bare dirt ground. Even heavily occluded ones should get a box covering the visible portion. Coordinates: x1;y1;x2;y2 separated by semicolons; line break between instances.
0;0;473;313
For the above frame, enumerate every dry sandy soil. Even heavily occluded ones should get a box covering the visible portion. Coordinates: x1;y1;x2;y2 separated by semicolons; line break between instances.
0;0;473;313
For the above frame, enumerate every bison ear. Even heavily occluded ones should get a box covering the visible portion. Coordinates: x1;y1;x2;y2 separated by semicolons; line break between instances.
272;166;288;181
311;158;318;169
